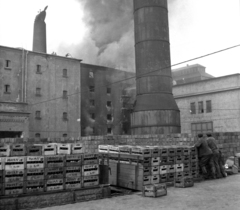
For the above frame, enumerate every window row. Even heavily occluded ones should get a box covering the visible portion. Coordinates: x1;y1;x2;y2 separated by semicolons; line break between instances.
35;111;68;120
35;88;68;98
89;100;112;107
89;86;111;94
85;127;112;135
90;113;112;121
190;100;212;114
35;133;68;138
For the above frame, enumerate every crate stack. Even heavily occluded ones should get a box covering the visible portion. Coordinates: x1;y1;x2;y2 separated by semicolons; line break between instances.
99;145;199;191
0;143;103;197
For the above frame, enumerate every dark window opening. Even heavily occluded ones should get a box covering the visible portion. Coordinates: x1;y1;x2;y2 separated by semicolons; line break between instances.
63;69;68;77
206;100;212;113
63;112;68;121
90;100;95;106
63;134;68;137
36;88;41;96
4;85;11;94
5;60;11;68
107;127;112;134
36;65;41;74
107;87;111;94
89;86;95;93
91;113;95;120
35;133;41;138
63;90;68;99
35;111;41;119
107;101;112;107
190;102;196;114
198;101;204;113
107;114;112;121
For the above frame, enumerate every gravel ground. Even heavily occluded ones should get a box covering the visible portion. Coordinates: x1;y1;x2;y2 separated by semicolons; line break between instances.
41;174;240;210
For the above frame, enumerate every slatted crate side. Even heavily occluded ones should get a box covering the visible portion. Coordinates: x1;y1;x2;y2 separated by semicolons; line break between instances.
98;145;109;153
0;144;10;157
4;169;25;183
26;145;42;156
167;164;176;173
159;173;167;183
65;166;81;178
65;154;82;166
82;164;99;176
151;166;160;175
83;154;99;165
24;180;45;193
83;175;99;188
45;179;64;191
0;157;4;170
26;156;44;169
45;167;64;179
10;144;26;156
45;155;65;168
65;177;82;190
175;177;194;188
138;166;151;176
72;143;84;154
42;144;57;156
57;144;71;155
143;183;167;197
131;147;151;157
4;182;24;196
5;157;25;170
151;157;161;166
26;168;44;181
0;170;3;183
151;175;160;184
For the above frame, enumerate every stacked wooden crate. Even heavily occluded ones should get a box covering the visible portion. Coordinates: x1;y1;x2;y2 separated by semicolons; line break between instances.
99;145;199;190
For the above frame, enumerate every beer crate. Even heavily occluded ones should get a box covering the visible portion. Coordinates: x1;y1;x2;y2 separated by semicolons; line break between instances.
167;173;175;182
45;179;64;192
0;144;10;157
131;147;151;157
4;182;24;195
24;180;45;193
72;143;84;154
167;164;175;173
57;144;71;155
0;157;4;170
167;156;175;165
168;148;176;157
98;145;109;153
183;162;191;172
175;163;184;172
65;166;81;178
82;164;99;176
175;177;194;188
183;171;191;178
108;145;119;154
5;157;25;170
143;183;167;197
141;166;151;176
183;155;190;163
45;167;64;179
151;166;160;175
190;162;199;170
147;146;160;157
45;155;65;168
190;147;198;155
182;147;191;156
160;156;168;165
83;154;99;165
160;174;167;183
160;165;167;174
83;175;99;187
4;169;25;183
0;170;3;183
175;172;184;179
26;145;42;156
176;147;183;156
160;147;168;157
26;168;44;181
42;144;56;156
119;146;131;155
191;154;198;162
191;170;199;178
10;144;26;156
66;154;82;166
131;157;151;167
26;156;44;169
151;175;160;184
151;157;161;166
65;177;82;190
142;175;151;185
175;155;184;164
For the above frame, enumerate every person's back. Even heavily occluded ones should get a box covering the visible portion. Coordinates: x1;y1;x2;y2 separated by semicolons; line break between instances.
207;136;219;154
195;136;212;157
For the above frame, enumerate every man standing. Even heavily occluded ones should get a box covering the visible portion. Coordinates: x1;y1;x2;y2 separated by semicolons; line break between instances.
195;133;215;179
206;133;227;178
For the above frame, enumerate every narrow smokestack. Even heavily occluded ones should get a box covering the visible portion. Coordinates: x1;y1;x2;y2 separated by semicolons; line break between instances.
131;0;181;134
32;6;48;53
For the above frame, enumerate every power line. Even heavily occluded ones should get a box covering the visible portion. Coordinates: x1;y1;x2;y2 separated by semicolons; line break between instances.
30;44;240;106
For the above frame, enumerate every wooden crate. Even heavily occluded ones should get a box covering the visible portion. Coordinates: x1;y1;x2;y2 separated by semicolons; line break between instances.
26;168;44;181
108;145;119;154
131;147;151;157
82;164;99;176
191;154;198;162
175;172;184;179
26;156;44;169
190;162;199;171
65;166;81;178
147;146;160;157
0;157;4;170
176;147;183;156
151;157;161;166
160;165;167;174
168;148;176;157
66;154;82;166
0;144;10;157
151;175;160;184
175;155;184;164
45;155;65;168
183;171;192;178
24;180;45;193
5;157;25;171
183;155;190;163
160;174;167;183
98;145;109;153
183;162;191;172
160;156;168;165
45;167;64;180
65;177;82;190
4;182;24;196
167;173;175;182
167;164;175;173
57;144;71;155
83;175;99;188
167;156;175;165
42;144;57;156
143;183;167;197
182;147;191;156
83;154;99;165
160;147;168;157
175;177;194;188
190;147;198;155
10;144;26;156
151;166;160;175
45;179;64;192
72;143;84;154
175;163;184;172
131;157;151;167
26;145;42;156
4;169;25;183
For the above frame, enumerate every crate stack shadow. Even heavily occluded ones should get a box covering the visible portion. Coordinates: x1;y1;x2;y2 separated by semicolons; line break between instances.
99;145;199;193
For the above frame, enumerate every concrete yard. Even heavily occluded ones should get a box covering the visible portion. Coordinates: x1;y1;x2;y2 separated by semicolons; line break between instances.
42;174;240;210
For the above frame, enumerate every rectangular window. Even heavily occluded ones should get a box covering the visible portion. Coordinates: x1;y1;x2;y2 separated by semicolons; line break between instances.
206;100;212;113
107;101;112;107
63;69;68;77
5;60;11;69
91;113;95;120
190;102;196;114
36;88;41;96
90;99;95;106
198;101;204;113
107;87;111;94
63;112;68;121
63;90;68;99
89;71;94;78
36;65;41;74
107;127;112;135
89;86;95;93
4;85;11;94
107;114;112;121
35;111;41;119
191;122;213;135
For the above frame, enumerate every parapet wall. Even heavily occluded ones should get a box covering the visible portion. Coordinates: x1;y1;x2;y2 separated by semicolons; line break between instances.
1;132;240;159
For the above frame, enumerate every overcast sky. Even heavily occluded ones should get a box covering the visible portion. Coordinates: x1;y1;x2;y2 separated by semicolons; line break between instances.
0;0;239;77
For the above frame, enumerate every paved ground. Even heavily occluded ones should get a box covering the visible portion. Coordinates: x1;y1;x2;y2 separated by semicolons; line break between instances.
42;174;240;210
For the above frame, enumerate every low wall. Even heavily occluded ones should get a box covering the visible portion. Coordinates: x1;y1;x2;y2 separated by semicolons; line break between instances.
1;132;240;159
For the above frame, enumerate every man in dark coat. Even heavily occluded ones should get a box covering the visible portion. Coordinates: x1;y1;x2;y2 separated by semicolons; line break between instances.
206;133;226;178
195;133;215;179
